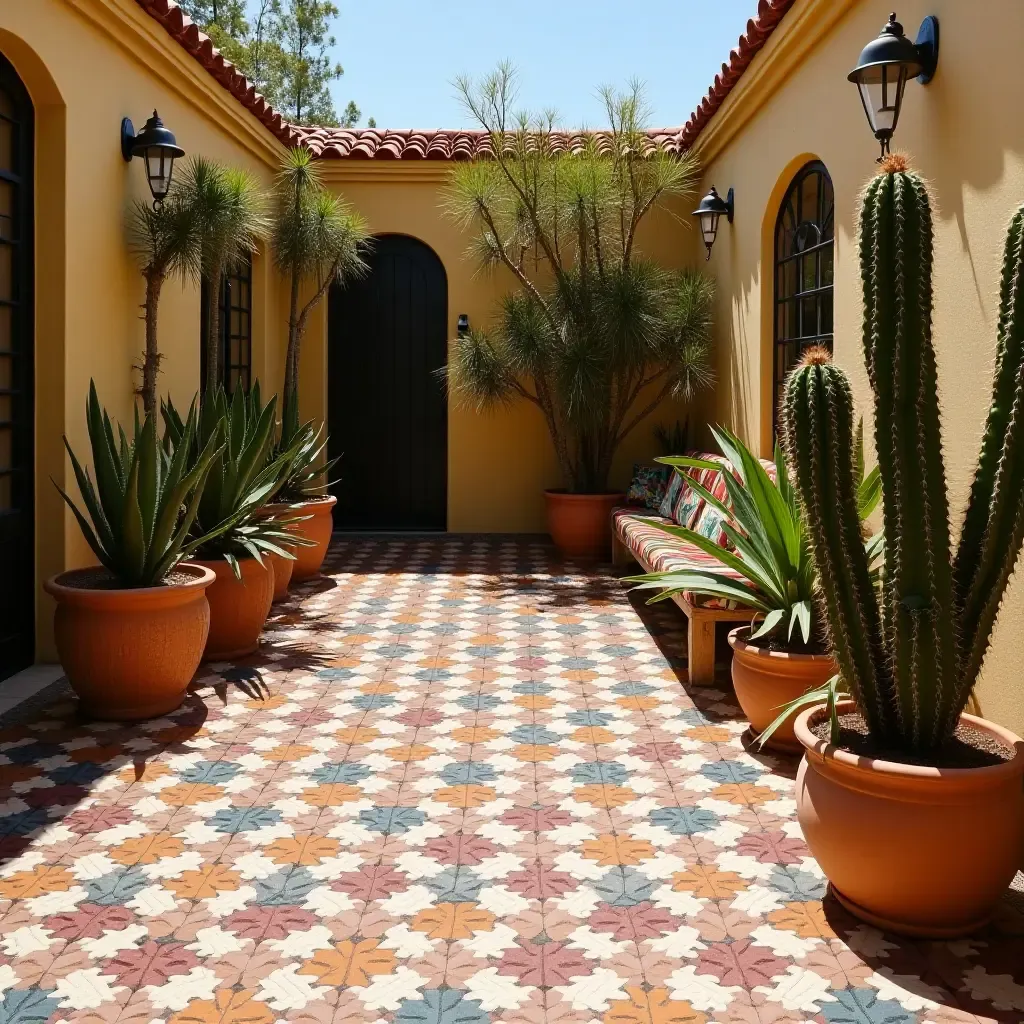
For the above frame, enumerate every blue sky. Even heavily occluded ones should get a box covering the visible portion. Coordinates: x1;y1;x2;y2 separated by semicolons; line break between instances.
330;0;760;130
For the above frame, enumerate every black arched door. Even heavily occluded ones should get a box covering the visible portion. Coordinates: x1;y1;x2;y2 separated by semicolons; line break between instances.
0;53;34;681
328;235;448;531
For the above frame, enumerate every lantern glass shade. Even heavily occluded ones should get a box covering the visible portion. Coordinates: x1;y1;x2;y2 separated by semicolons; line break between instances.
699;212;720;250
144;147;176;201
854;61;908;139
126;111;184;204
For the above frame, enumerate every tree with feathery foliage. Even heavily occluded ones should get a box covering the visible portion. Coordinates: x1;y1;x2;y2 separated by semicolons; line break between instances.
128;196;203;416
271;147;368;426
443;64;715;494
174;157;269;394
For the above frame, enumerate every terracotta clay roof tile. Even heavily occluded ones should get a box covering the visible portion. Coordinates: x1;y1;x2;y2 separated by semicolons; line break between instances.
290;126;687;160
134;0;796;157
679;0;798;147
134;0;298;146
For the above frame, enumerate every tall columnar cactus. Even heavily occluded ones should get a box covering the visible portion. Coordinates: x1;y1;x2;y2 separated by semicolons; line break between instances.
783;154;1024;754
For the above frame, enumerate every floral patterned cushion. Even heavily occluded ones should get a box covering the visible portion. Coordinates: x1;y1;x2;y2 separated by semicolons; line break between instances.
612;508;754;610
657;471;683;519
672;481;704;528
626;464;671;510
684;452;777;548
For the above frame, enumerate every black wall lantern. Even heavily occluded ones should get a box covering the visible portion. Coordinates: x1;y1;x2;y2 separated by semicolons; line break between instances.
457;313;470;336
121;110;185;204
849;12;939;160
692;186;734;260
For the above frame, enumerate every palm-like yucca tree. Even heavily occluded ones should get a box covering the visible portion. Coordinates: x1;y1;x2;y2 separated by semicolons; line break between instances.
175;157;269;393
128;198;202;416
443;64;715;493
272;147;369;425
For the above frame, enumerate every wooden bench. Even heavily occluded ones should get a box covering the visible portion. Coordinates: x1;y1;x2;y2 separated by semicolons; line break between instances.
611;452;772;687
612;531;752;686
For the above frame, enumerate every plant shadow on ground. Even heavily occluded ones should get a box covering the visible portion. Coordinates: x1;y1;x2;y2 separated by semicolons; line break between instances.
0;693;209;869
820;887;1024;1022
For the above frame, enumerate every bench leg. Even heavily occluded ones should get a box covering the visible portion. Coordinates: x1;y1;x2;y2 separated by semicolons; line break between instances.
687;613;717;686
612;534;635;568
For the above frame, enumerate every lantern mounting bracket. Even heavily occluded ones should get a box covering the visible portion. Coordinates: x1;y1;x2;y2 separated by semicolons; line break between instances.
120;118;137;163
915;15;939;85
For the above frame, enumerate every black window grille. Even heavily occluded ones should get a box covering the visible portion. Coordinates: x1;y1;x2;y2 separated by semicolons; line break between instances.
0;51;34;679
200;255;253;394
773;161;834;436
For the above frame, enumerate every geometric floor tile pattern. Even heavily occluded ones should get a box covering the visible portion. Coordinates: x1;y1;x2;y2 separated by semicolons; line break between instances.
0;538;1021;1024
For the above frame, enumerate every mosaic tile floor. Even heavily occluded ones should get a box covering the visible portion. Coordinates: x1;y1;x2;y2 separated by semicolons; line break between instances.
0;538;1022;1024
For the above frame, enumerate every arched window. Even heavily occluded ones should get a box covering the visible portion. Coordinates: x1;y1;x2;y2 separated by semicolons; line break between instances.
773;161;834;435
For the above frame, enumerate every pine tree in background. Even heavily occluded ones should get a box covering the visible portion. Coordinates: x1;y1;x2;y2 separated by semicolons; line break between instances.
179;0;370;128
178;0;247;35
277;0;342;125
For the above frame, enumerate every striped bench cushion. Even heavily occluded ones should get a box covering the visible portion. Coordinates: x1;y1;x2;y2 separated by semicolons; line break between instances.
613;507;755;611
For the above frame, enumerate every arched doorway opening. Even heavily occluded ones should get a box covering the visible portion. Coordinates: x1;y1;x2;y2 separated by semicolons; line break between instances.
0;50;33;680
328;234;448;531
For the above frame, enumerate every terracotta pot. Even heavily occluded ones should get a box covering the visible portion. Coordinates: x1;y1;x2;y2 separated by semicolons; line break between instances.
544;490;625;560
267;550;294;602
43;563;214;721
729;626;837;752
284;495;337;582
795;700;1024;937
195;557;274;660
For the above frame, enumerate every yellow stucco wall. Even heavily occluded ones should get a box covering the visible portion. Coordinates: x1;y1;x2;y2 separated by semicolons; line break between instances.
314;165;699;533
695;0;1024;734
1;0;704;663
2;0;287;658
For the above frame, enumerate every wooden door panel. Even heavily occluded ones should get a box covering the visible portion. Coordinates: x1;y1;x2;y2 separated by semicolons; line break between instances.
328;236;448;531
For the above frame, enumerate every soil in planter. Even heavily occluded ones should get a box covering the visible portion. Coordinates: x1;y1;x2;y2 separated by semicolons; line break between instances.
60;568;198;590
812;711;1013;769
741;629;830;657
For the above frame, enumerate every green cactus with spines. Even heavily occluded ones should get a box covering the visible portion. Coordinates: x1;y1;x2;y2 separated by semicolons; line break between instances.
783;153;1024;754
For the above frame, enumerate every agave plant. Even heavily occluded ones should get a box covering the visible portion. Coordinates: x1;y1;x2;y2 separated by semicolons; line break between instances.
162;383;304;576
55;382;223;587
628;425;881;649
273;401;339;502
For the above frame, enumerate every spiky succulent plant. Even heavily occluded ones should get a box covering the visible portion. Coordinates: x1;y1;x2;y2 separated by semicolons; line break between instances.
162;383;306;577
56;382;223;587
783;154;1024;755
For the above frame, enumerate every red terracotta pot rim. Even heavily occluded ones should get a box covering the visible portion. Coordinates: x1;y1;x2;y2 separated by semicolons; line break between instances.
44;562;215;608
728;625;835;663
544;490;625;500
795;699;1024;784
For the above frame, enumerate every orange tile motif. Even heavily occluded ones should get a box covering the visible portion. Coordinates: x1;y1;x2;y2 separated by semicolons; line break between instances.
0;537;1017;1024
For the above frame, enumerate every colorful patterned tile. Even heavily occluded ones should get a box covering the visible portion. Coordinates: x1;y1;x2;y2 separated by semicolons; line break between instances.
0;539;1015;1024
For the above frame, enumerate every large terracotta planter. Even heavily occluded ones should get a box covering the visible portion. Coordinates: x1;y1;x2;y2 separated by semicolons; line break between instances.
44;563;215;721
794;700;1024;937
286;495;337;582
545;490;624;560
196;557;274;660
267;551;294;602
729;626;837;752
